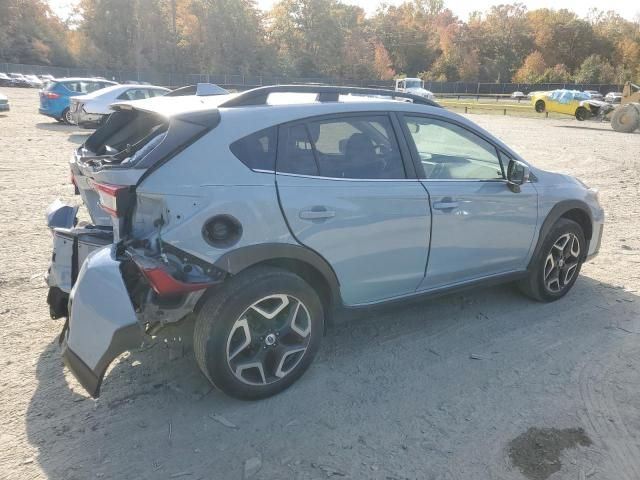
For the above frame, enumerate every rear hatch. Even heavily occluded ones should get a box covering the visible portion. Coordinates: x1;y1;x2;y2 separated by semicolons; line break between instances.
40;81;61;110
71;96;223;239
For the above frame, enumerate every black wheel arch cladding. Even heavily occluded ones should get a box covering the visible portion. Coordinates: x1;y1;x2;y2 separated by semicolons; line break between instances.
529;200;593;269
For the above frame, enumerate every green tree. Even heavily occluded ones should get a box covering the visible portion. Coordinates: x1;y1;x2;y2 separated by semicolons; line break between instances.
468;3;533;82
574;54;616;83
0;0;74;65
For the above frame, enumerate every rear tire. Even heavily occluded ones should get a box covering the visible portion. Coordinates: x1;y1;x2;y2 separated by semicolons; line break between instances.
519;218;586;302
61;108;73;125
535;100;545;113
193;267;324;400
611;103;640;133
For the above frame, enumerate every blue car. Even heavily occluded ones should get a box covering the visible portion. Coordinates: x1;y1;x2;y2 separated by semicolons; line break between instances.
39;78;117;124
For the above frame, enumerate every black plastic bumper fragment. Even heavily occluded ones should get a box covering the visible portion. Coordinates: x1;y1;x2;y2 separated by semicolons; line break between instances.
47;286;69;319
61;322;144;398
62;346;102;397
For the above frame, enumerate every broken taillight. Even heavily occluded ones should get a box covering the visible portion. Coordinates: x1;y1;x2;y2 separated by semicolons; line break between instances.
139;267;212;296
129;254;213;296
92;182;129;217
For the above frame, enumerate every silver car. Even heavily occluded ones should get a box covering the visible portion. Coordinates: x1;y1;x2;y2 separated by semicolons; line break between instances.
45;85;604;400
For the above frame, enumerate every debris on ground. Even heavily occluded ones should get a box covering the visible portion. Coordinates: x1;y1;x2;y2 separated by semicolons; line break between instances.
244;455;262;478
210;413;239;429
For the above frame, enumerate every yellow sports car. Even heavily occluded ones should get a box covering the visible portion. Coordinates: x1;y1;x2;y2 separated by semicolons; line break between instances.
530;89;611;121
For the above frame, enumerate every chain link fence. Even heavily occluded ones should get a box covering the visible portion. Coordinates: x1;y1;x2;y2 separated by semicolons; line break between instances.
0;62;623;94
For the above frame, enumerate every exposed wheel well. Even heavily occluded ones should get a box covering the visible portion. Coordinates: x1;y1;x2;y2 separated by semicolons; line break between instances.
560;208;592;240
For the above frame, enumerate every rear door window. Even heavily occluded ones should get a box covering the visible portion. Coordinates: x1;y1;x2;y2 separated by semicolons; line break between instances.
82;81;106;93
278;115;405;179
61;81;83;93
117;88;150;101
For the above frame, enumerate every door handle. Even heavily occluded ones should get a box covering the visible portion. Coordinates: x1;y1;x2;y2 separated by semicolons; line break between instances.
299;208;336;220
432;201;459;210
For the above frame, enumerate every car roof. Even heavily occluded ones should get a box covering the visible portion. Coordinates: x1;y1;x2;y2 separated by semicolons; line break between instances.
54;77;117;83
111;91;436;118
75;83;169;100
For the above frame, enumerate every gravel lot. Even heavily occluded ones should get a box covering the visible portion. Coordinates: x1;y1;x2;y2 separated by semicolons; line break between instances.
1;87;639;480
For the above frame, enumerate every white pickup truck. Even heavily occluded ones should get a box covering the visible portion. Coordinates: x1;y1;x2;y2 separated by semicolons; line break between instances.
395;78;435;100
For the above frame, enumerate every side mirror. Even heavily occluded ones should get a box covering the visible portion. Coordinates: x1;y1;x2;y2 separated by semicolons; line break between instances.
507;159;530;186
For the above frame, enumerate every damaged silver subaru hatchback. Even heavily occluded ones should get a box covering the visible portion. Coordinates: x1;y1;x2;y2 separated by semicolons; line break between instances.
45;85;604;400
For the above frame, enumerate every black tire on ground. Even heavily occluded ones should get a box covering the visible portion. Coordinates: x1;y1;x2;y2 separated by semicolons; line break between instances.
575;107;590;121
518;218;586;303
193;266;324;400
535;100;545;113
611;103;640;133
61;108;73;125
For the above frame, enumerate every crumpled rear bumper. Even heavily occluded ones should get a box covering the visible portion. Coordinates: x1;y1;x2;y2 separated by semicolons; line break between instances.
61;246;143;397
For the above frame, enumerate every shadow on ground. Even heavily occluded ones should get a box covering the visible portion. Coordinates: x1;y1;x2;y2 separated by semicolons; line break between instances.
25;276;640;480
35;122;91;144
35;122;72;132
556;124;638;133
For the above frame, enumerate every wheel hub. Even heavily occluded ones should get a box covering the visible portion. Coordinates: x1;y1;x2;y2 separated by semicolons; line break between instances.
543;232;581;293
225;294;312;386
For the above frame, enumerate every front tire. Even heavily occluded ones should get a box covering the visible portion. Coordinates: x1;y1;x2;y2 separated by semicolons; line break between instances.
535;100;545;113
519;218;586;302
193;267;324;400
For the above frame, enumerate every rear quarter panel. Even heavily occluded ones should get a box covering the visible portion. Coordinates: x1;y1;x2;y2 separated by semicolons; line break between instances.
136;116;297;264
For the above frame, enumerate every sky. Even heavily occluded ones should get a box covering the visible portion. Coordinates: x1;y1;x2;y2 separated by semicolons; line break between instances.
47;0;640;21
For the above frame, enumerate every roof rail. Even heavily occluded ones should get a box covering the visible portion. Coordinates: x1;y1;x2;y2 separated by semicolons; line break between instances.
218;84;441;108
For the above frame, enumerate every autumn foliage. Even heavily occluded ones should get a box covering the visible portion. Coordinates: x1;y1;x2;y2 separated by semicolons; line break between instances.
1;0;639;83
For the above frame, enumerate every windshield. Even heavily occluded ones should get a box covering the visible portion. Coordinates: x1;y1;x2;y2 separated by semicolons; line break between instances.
405;79;424;89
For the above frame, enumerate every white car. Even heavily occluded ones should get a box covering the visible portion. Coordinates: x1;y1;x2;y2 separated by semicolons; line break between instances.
24;74;44;88
70;84;170;128
395;78;435;100
0;93;9;112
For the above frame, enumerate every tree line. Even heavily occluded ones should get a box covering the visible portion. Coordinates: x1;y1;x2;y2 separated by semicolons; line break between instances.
1;0;639;84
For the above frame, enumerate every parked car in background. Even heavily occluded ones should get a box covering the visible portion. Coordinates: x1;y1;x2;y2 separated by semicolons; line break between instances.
395;77;435;100
39;78;117;124
8;73;30;88
165;83;229;97
531;89;611;121
45;85;603;400
70;84;170;128
584;90;604;101
0;73;13;86
0;93;9;112
510;91;528;100
604;91;623;104
39;74;55;82
24;74;44;88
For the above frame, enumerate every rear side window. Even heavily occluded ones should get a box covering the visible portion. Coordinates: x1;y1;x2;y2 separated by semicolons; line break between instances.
229;127;277;171
60;81;83;92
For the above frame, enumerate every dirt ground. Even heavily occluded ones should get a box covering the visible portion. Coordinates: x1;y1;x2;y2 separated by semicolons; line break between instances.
1;87;639;480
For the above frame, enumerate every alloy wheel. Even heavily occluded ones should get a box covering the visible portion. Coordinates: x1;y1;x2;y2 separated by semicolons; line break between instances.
226;294;312;386
64;109;73;124
543;232;581;293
